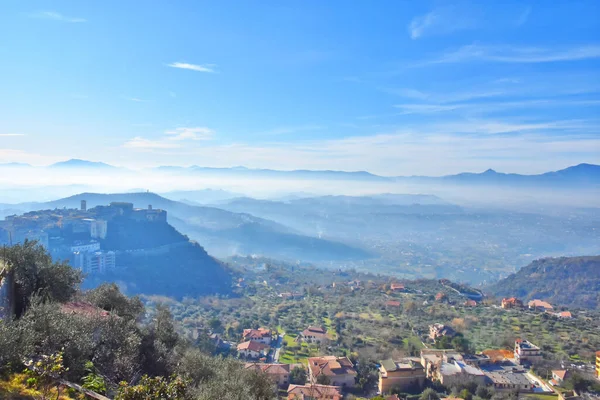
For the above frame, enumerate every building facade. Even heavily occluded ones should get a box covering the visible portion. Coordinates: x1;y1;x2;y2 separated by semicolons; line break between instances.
308;356;357;388
378;358;425;394
514;339;543;364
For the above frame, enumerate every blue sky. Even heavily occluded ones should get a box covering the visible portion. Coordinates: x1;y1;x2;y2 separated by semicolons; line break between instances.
0;0;599;175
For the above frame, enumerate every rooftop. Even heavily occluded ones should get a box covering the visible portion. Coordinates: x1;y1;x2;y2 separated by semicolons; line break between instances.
381;358;423;372
287;384;341;398
308;356;357;377
237;341;269;352
528;299;554;310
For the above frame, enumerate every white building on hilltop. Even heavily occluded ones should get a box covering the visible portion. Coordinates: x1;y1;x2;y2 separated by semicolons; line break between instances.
73;250;116;274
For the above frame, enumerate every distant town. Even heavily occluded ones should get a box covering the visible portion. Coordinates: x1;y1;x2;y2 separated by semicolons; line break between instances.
0;200;167;274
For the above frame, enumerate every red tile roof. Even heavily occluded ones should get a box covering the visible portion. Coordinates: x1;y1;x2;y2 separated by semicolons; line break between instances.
528;299;554;310
552;370;569;380
243;328;271;340
244;363;290;375
287;384;342;399
237;341;270;352
60;302;110;318
385;300;401;307
308;356;357;378
558;311;572;318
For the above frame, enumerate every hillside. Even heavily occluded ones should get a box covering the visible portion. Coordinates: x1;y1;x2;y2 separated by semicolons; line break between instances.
486;256;600;309
83;241;232;298
11;192;372;262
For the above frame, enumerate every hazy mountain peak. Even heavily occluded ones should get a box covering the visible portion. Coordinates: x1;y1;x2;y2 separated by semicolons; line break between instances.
50;159;116;169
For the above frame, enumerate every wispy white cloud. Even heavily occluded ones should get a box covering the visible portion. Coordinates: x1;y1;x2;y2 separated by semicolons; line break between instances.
124;127;215;150
123;137;181;150
167;62;217;73
126;97;147;102
384;87;506;103
516;6;532;26
428;44;600;64
408;6;478;39
31;11;86;23
0;133;26;137
394;99;600;116
165;127;214;141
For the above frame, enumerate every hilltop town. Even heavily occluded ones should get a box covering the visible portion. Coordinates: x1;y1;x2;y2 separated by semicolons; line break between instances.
0;200;169;274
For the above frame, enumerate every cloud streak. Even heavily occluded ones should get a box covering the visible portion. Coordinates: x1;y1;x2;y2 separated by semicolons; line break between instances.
31;11;86;23
124;127;215;150
408;6;478;39
165;127;214;141
0;134;26;137
167;62;217;73
123;137;181;150
427;44;600;64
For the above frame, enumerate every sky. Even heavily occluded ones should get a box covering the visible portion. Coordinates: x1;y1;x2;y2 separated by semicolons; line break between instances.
0;0;599;176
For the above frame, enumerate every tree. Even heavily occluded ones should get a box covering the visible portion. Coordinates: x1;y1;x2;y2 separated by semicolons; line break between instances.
86;283;144;321
290;366;307;385
208;317;222;332
459;388;473;400
1;241;82;317
356;358;378;392
420;388;440;400
451;336;471;353
476;385;492;400
115;374;189;400
316;374;331;385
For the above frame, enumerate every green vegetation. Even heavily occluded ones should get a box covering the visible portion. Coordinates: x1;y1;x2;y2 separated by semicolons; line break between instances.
486;256;600;310
0;242;275;399
158;256;600;365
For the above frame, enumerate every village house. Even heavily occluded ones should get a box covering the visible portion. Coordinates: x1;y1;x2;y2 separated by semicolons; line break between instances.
242;328;272;344
555;311;572;319
390;283;405;292
237;341;270;359
308;356;357;388
528;299;554;312
464;300;477;307
385;300;401;308
481;364;534;393
501;297;524;309
244;363;290;387
300;326;329;344
551;370;571;386
514;339;543;364
429;324;457;341
435;292;448;302
378;358;425;394
439;360;487;387
287;384;342;400
420;349;464;380
279;292;303;300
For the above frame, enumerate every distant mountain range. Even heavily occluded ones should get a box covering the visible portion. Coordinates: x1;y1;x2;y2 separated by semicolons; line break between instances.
3;159;599;186
49;159;117;169
485;256;600;310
